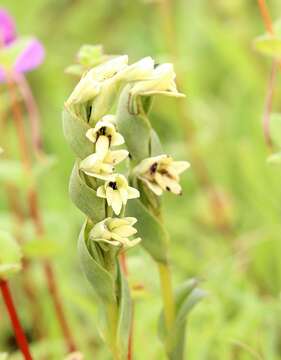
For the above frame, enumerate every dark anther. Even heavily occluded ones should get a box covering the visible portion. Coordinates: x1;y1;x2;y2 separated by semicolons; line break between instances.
154;63;160;68
166;186;171;192
87;105;92;122
109;181;117;190
99;126;107;135
128;153;132;159
150;162;158;174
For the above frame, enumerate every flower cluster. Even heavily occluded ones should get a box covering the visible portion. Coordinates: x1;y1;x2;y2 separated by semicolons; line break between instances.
65;53;190;248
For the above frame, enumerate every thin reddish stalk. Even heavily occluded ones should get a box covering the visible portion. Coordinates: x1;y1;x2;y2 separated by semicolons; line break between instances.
262;62;277;148
256;0;280;148
5;72;77;353
14;72;43;155
257;0;274;34
0;280;33;360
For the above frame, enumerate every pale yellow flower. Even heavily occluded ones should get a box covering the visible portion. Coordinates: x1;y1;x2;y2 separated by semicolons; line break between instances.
114;56;155;82
97;174;140;215
80;149;128;180
86;117;124;156
134;154;190;196
130;63;185;98
89;217;141;249
66;55;128;105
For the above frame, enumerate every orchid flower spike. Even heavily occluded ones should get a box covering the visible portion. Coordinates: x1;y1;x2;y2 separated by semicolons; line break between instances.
86;117;124;155
134;154;190;196
97;174;140;215
89;217;141;249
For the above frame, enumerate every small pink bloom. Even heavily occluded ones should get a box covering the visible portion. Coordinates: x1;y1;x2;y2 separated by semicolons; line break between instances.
0;9;16;45
0;8;45;82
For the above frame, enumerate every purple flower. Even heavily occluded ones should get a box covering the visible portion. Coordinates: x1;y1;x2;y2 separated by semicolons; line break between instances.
0;9;16;45
0;8;44;82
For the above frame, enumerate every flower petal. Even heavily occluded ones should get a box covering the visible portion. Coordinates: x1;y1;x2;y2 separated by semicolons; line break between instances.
171;161;190;174
111;190;123;215
96;136;110;159
111;132;124;146
113;225;137;237
14;38;45;74
97;186;106;198
0;9;16;45
127;186;140;199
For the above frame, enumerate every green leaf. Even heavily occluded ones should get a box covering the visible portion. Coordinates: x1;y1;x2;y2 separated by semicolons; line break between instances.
270;113;281;148
116;86;151;163
254;34;281;58
158;279;206;360
69;162;105;223
126;198;168;264
62;107;93;159
116;265;132;359
78;221;116;304
0;230;22;280
22;238;61;259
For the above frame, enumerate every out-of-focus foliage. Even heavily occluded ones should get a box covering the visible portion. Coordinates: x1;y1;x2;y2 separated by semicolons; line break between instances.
1;0;281;359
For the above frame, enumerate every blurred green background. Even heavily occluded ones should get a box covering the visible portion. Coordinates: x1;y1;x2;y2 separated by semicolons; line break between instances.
1;0;281;359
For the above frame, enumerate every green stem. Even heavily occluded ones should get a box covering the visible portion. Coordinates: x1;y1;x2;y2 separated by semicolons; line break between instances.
106;302;120;360
158;262;175;335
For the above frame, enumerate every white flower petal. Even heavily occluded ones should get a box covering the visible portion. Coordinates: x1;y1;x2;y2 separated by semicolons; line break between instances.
127;186;140;199
105;149;128;164
111;132;125;146
95;136;110;159
106;186;114;206
85;128;97;143
142;178;163;196
97;186;106;198
111;190;123;215
113;225;137;237
171;161;190;174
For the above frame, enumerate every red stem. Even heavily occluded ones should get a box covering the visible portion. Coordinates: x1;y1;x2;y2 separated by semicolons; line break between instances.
14;72;43;155
0;280;33;360
4;71;77;353
257;0;274;34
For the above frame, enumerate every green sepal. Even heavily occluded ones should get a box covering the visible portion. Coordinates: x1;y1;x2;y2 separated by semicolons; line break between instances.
0;230;22;280
116;263;132;359
158;279;206;360
69;162;105;223
126;198;168;264
78;221;116;304
62;107;94;159
116;86;151;163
